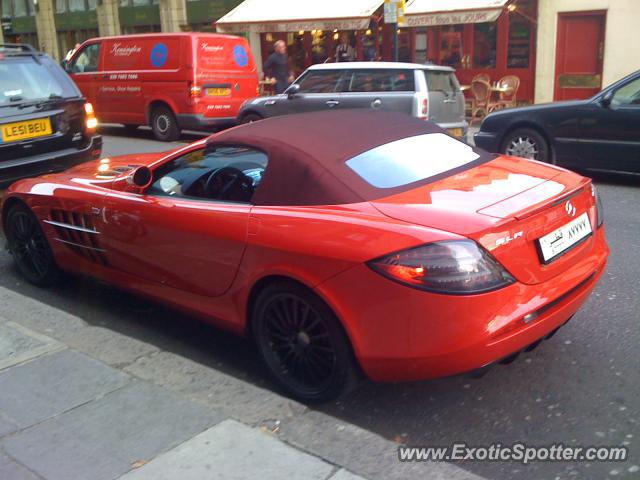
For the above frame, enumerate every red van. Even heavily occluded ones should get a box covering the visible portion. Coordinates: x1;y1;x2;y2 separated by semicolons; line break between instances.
64;33;258;141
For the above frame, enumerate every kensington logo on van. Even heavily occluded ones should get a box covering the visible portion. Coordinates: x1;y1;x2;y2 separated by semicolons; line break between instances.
150;43;168;68
201;43;224;53
111;43;141;56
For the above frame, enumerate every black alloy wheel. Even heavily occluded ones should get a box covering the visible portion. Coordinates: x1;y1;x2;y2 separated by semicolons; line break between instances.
5;204;59;286
252;281;357;403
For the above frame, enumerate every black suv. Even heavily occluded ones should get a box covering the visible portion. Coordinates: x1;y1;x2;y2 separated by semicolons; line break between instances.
0;44;102;187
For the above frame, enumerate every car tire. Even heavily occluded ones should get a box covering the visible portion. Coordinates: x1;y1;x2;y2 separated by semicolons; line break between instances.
251;280;359;403
5;203;60;287
240;113;263;124
150;105;180;142
501;128;550;162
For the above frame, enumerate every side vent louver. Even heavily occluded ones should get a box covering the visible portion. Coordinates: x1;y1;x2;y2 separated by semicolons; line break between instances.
45;209;107;266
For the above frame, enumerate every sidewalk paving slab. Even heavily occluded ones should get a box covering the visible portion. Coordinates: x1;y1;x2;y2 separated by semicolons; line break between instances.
0;322;63;371
0;284;486;480
0;450;40;480
118;419;336;480
0;349;130;430
2;382;225;480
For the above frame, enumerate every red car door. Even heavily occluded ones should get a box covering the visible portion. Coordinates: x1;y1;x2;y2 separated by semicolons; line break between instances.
99;146;257;297
67;41;102;110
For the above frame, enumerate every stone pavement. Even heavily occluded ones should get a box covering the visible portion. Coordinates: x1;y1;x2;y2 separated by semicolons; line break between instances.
0;286;484;480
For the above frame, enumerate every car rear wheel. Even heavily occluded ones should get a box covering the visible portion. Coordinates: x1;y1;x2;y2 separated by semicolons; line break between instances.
150;106;180;142
5;204;59;286
501;128;550;162
240;113;263;124
251;281;358;403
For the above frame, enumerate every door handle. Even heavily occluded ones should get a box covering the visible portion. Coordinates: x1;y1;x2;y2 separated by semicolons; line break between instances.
325;100;340;107
371;98;382;108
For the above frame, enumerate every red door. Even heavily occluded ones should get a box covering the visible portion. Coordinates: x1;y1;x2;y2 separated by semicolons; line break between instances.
554;11;606;101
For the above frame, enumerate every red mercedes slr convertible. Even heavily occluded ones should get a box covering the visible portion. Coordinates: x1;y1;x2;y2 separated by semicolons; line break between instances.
1;111;608;402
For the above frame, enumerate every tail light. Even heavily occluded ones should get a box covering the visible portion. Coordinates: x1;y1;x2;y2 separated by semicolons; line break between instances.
414;94;429;120
368;240;515;294
84;102;98;131
591;184;604;228
189;83;202;98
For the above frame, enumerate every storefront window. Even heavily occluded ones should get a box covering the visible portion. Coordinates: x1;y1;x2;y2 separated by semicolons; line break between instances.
439;25;463;68
414;28;428;65
507;4;533;68
311;30;328;64
473;22;496;68
88;0;97;10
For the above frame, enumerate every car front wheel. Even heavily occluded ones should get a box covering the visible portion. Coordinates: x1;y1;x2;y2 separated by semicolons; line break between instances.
501;128;550;162
5;203;60;286
251;281;358;403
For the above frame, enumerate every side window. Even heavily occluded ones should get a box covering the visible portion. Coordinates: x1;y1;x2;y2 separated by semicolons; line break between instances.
296;70;343;93
147;146;268;204
69;44;101;73
611;77;640;107
346;69;415;93
424;70;459;95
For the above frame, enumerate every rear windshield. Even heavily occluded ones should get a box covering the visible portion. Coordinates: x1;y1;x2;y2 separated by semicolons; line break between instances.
345;133;480;188
0;57;76;104
424;70;459;95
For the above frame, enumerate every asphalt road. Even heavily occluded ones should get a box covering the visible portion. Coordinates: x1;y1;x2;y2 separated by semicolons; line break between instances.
1;126;638;480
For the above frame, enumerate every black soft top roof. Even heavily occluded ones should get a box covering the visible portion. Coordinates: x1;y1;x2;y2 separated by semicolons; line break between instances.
207;110;491;206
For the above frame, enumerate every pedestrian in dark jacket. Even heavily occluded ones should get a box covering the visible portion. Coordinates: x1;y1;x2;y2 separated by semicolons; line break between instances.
335;34;355;62
263;40;294;94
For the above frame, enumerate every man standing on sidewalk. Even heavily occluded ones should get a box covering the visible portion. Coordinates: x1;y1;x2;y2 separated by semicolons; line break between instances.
263;40;294;94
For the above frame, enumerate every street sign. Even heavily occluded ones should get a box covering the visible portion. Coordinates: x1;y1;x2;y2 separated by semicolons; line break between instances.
384;0;406;27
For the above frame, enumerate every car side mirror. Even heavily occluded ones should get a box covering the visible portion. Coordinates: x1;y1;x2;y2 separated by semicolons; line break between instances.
599;90;613;108
286;84;300;98
126;166;153;189
60;59;70;73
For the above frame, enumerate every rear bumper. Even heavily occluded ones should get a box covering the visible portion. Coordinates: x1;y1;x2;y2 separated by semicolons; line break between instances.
0;135;102;188
176;114;237;132
435;121;469;141
474;130;501;152
315;227;609;382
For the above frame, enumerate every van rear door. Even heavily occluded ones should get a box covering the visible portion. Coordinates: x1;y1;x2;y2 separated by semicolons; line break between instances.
194;36;258;119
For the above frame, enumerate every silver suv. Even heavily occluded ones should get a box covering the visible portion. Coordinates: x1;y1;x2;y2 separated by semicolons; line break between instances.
238;62;468;139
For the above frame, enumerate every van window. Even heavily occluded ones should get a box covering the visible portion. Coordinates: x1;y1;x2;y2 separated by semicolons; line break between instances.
344;69;415;93
70;43;100;73
424;70;459;95
296;70;343;93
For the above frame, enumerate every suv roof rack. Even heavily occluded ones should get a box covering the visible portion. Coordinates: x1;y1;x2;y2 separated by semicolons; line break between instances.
0;43;42;64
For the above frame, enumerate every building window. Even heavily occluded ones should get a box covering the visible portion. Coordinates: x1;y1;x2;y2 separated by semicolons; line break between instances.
2;0;13;16
507;3;534;68
473;22;497;68
439;26;463;68
414;28;427;65
55;0;67;13
69;0;85;12
88;0;97;10
13;0;29;17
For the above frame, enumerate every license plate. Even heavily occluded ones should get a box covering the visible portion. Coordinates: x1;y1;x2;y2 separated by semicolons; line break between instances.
0;117;53;144
537;212;592;263
447;128;463;138
206;88;231;96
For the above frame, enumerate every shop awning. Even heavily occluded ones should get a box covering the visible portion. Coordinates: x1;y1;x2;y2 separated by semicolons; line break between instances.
404;0;510;27
216;0;384;33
